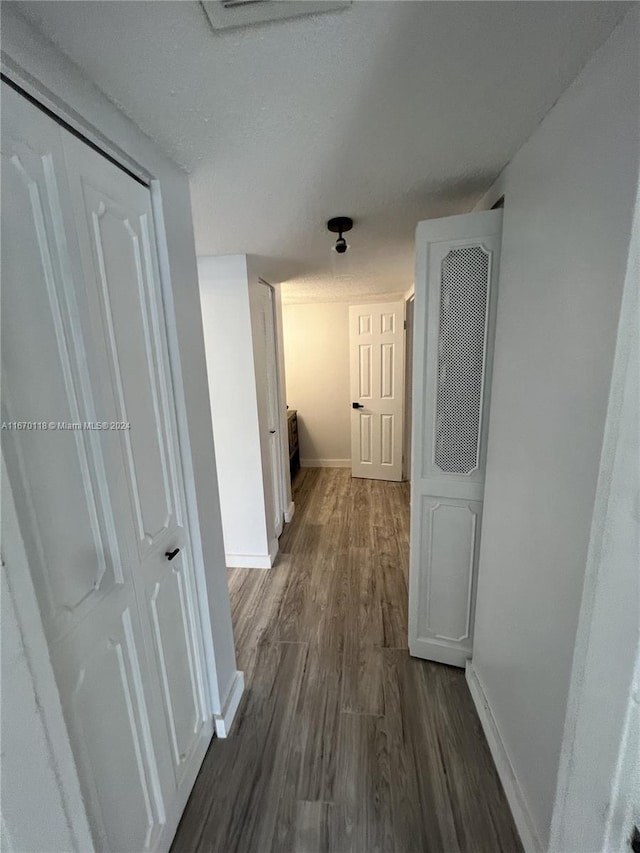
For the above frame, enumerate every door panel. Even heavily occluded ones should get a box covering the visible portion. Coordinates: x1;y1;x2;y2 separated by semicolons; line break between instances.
148;554;202;782
249;280;284;542
2;83;212;852
409;211;502;667
77;180;177;550
360;414;372;464
381;415;394;465
57;603;166;853
414;496;481;654
422;241;495;485
381;343;394;398
359;344;372;398
349;301;405;481
262;284;284;539
0;94;125;641
62;130;210;804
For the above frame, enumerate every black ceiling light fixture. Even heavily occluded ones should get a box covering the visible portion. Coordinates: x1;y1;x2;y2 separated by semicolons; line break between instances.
327;216;353;254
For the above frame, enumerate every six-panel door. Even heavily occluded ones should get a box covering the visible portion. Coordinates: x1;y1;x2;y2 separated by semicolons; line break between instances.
349;300;405;481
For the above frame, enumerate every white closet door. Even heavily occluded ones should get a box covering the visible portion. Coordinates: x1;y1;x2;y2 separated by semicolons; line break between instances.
409;211;502;667
1;83;211;852
349;300;405;481
250;280;284;544
61;131;211;801
261;283;285;538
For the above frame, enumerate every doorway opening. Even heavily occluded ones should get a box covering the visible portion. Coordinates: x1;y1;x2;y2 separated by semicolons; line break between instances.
279;296;413;487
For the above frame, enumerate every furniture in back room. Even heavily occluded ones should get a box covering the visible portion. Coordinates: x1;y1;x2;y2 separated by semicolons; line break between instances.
288;409;300;477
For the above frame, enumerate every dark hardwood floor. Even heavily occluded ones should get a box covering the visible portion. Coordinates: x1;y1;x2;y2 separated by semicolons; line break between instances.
171;468;522;853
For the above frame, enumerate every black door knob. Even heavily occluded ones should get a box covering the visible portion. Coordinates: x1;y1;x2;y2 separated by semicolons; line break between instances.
165;548;180;561
352;402;364;409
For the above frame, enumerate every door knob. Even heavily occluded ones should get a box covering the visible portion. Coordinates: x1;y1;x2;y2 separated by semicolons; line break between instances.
165;548;180;561
352;402;364;409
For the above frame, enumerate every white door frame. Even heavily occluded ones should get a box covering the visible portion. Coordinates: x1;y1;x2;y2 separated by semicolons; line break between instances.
403;293;415;481
1;57;220;842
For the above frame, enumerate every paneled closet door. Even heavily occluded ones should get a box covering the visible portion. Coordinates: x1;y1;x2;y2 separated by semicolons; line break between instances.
61;132;211;804
1;82;211;852
408;210;502;667
249;279;284;543
1;82;171;853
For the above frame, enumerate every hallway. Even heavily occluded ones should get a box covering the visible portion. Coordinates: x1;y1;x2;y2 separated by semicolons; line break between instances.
171;469;522;852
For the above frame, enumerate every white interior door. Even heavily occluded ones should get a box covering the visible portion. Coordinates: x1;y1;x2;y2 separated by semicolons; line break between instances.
1;83;211;852
408;210;502;667
250;280;284;540
349;301;405;481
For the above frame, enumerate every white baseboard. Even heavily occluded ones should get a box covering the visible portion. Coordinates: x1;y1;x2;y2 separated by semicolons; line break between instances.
300;458;351;468
226;539;278;569
214;670;245;738
465;663;543;853
284;501;295;523
409;639;469;669
226;553;272;569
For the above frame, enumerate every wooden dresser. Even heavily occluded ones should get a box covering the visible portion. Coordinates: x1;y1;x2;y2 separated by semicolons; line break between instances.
287;409;300;477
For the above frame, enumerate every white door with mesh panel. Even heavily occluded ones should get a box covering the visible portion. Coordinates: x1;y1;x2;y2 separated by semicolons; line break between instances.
409;210;502;667
349;301;405;481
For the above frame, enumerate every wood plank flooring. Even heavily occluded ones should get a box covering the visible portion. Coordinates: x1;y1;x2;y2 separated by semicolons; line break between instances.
171;468;522;853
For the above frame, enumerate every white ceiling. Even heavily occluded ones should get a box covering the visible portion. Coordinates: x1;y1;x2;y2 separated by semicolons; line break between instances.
13;1;628;303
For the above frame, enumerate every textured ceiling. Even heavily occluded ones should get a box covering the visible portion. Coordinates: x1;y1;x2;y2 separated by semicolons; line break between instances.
14;1;628;303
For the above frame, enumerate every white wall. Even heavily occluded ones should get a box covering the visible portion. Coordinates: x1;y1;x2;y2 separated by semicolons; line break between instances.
1;9;240;841
549;146;640;853
470;11;639;851
282;302;352;466
199;255;272;565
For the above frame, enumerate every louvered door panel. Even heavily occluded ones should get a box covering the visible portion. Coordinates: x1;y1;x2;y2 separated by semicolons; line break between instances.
409;211;502;666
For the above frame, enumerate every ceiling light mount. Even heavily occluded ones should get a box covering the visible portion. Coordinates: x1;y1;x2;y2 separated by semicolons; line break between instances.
327;216;353;254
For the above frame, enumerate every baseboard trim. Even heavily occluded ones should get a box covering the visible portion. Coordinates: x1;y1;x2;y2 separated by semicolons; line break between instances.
268;537;279;566
214;670;245;738
284;501;295;523
465;663;543;853
409;639;469;669
300;458;351;468
226;553;272;569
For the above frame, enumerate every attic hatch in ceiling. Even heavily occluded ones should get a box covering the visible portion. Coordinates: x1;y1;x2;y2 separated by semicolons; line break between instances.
201;0;351;31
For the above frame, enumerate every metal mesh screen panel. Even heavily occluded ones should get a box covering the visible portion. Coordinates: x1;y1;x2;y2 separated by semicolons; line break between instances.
434;246;490;474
